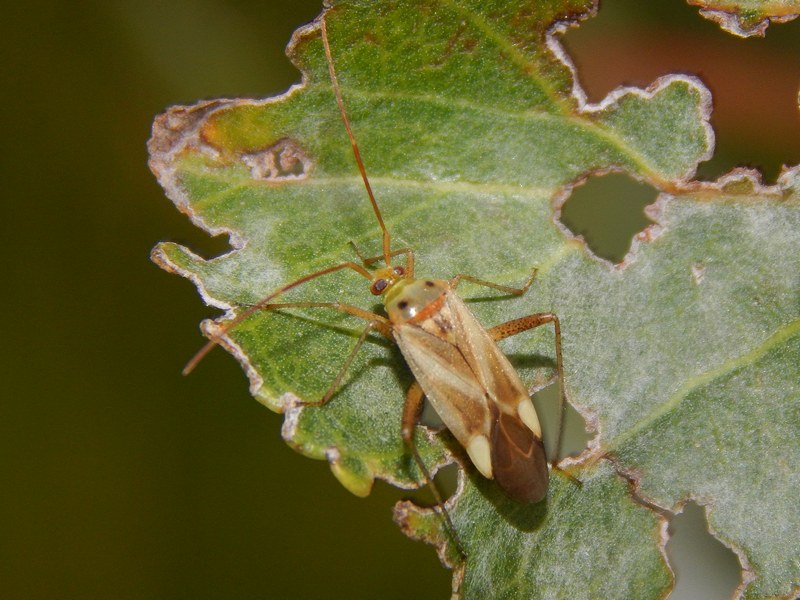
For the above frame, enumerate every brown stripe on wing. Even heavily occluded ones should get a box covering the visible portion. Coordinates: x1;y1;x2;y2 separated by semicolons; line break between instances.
443;291;531;415
394;323;493;449
491;403;549;503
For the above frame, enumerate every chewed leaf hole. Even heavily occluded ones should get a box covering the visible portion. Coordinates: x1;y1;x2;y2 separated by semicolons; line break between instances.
667;503;741;599
562;0;800;182
559;172;658;263
243;138;311;181
194;232;235;260
405;461;461;507
532;384;591;460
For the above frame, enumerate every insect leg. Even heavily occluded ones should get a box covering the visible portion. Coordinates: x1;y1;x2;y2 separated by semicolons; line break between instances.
241;301;392;407
348;242;415;275
487;314;567;465
258;301;391;334
183;261;374;374
449;268;538;296
401;382;465;559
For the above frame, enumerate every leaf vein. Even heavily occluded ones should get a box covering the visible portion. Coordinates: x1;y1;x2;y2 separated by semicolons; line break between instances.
608;316;800;452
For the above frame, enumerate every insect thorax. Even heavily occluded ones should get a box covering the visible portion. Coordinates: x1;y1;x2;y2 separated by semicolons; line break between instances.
384;278;448;324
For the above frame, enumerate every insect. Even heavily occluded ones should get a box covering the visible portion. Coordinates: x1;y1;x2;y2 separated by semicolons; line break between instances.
184;13;568;550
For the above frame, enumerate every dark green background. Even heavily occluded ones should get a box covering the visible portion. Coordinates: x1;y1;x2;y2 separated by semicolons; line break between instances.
2;1;797;598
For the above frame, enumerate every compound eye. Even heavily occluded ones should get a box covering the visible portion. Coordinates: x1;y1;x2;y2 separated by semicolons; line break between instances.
393;266;405;276
371;278;388;295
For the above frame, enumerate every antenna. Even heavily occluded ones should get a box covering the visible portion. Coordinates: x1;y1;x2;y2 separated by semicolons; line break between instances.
320;17;393;268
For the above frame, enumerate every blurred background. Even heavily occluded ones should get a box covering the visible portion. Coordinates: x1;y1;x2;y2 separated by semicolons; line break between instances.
2;1;797;598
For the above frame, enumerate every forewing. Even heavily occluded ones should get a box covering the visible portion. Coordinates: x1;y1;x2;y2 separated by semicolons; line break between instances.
395;324;491;448
396;292;549;502
443;292;531;413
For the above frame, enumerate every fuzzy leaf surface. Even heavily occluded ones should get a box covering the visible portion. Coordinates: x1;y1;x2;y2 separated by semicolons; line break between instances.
397;462;670;600
150;1;800;597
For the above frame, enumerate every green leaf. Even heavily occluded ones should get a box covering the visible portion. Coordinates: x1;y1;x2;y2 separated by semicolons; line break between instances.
396;463;671;600
602;171;800;600
150;1;800;597
687;0;800;37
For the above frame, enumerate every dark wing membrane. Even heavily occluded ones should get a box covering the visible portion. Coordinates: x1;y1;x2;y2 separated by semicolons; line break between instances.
491;403;549;503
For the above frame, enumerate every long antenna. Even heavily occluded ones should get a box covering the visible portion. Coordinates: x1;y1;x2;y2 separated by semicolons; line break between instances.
320;17;393;268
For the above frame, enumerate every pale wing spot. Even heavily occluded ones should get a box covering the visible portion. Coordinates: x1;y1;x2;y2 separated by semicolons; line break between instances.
467;435;493;479
518;399;542;439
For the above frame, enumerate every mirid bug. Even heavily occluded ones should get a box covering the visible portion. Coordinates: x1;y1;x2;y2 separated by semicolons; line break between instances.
184;12;568;550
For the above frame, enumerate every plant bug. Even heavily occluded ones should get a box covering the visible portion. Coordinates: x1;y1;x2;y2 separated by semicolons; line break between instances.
183;12;569;553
